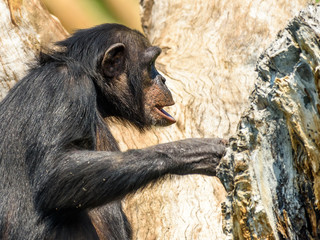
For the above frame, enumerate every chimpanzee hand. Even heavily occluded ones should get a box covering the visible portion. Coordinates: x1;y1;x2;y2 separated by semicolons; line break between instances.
151;138;227;176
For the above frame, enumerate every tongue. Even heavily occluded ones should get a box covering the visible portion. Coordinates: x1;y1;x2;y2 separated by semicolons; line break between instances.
160;108;176;123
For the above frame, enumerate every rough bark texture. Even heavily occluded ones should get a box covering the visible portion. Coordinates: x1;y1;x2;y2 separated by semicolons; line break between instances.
218;5;320;239
123;1;310;239
0;0;317;239
0;0;67;99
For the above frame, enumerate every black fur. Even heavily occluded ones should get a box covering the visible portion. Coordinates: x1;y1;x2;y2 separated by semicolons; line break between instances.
0;24;226;240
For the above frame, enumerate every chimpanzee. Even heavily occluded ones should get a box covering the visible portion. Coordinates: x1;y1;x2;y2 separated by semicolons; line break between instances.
0;23;226;240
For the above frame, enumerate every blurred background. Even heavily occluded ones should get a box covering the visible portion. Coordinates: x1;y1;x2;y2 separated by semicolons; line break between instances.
41;0;142;33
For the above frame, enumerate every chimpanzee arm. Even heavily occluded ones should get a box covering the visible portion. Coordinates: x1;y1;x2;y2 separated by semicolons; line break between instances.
34;138;225;217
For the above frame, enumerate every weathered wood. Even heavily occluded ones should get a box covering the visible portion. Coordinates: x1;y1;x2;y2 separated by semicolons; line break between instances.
0;0;67;99
0;0;316;239
123;1;310;239
218;5;320;239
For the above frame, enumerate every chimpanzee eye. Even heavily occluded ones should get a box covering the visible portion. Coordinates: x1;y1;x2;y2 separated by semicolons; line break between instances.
150;64;159;79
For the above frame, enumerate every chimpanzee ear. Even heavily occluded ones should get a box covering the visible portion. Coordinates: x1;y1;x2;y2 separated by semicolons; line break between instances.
102;43;126;78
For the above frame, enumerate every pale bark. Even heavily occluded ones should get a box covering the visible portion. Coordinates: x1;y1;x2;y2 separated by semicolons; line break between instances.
124;1;310;239
218;5;320;239
0;0;67;99
0;0;317;239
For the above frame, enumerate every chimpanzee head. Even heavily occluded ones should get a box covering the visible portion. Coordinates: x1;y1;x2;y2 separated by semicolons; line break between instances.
57;24;176;130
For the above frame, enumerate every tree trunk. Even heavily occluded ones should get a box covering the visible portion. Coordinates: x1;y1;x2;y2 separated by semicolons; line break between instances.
123;1;311;239
0;0;67;99
218;5;320;239
0;0;317;239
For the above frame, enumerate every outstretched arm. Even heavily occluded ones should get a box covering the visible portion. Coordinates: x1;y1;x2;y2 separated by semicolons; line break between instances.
34;138;226;217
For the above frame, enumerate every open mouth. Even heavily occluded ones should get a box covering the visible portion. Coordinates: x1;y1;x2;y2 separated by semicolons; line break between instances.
155;106;176;124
